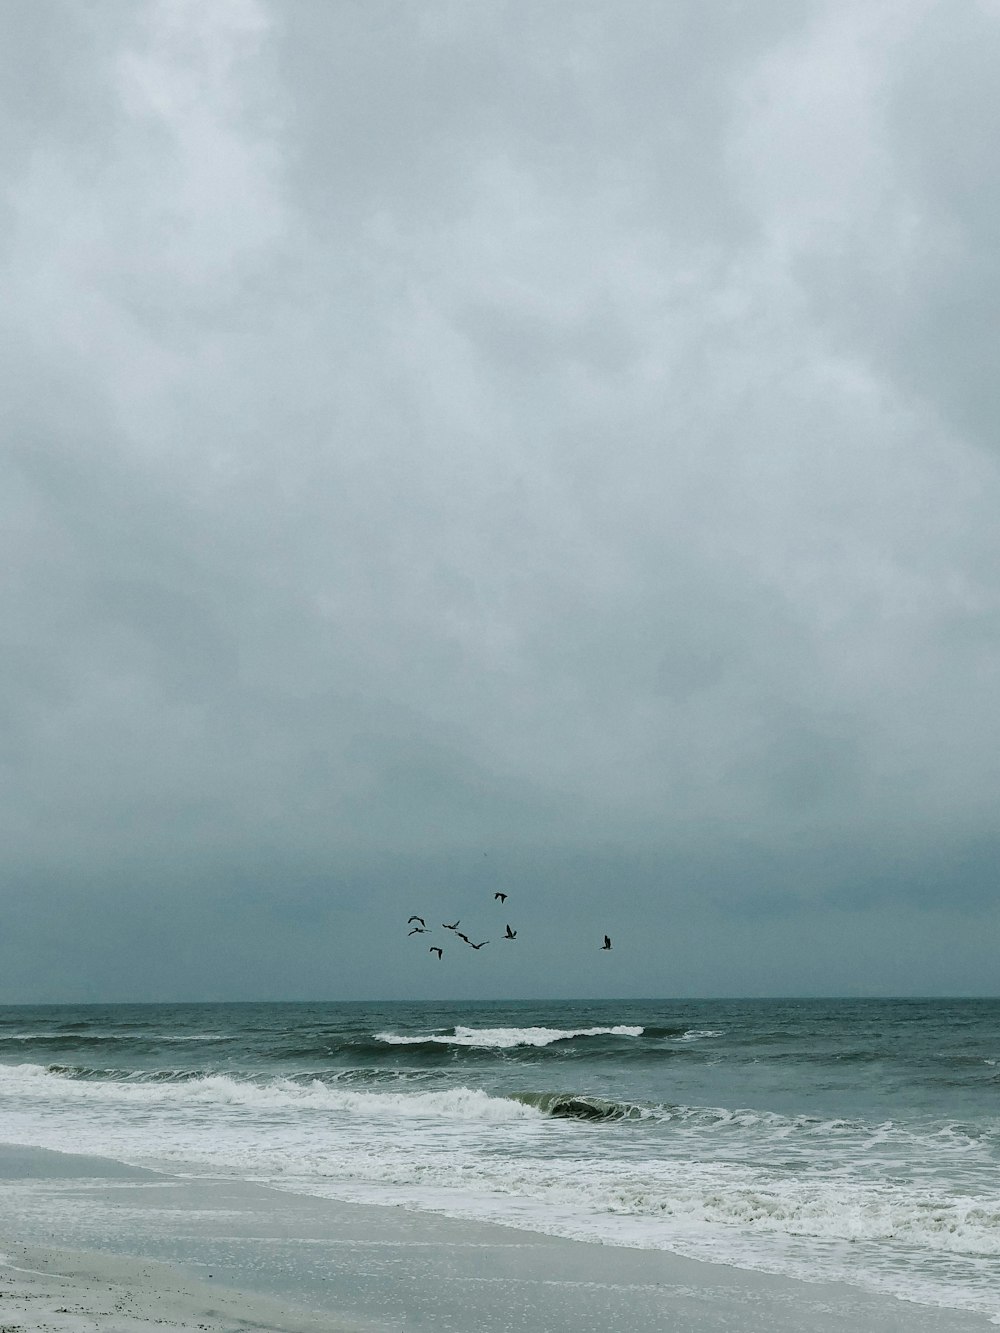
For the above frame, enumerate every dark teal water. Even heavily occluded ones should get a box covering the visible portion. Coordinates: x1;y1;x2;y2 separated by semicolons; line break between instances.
1;998;998;1318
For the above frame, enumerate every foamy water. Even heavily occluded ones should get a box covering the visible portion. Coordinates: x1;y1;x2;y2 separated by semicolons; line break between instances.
374;1023;645;1047
1;998;998;1321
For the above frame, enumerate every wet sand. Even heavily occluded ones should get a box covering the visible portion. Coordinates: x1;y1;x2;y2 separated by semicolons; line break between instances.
0;1241;364;1331
2;1142;995;1332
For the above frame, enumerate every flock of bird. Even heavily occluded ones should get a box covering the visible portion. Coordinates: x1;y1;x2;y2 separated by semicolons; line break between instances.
407;892;612;961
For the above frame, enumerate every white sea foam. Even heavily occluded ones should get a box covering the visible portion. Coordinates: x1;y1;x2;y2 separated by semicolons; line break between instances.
287;1155;1000;1256
0;1063;538;1120
2;1065;990;1159
375;1024;644;1048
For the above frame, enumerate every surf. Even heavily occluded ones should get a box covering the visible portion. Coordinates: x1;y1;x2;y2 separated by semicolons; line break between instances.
374;1024;645;1048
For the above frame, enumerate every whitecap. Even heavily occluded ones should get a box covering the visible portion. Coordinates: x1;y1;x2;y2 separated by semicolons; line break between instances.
375;1025;644;1049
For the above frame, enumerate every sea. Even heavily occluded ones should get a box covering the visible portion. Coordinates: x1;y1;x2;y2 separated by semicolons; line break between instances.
0;998;997;1322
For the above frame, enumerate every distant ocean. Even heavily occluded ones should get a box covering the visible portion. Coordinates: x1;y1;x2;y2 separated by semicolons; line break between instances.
1;998;997;1321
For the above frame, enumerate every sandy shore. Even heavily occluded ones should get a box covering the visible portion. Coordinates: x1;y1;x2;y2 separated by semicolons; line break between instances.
0;1241;366;1332
2;1142;996;1332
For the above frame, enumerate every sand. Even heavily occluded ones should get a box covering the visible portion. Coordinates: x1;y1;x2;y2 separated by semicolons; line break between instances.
2;1142;995;1332
0;1242;365;1332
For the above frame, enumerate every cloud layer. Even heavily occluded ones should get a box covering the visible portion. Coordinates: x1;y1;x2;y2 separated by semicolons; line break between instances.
2;0;999;999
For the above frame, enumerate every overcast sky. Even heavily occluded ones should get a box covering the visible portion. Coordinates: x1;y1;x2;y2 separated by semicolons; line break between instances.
2;0;999;1002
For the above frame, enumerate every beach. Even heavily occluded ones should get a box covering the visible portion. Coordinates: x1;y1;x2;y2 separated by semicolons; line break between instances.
2;1141;996;1332
2;999;998;1328
0;1241;349;1333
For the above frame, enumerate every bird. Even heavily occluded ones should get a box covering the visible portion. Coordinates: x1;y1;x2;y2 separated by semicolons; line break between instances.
443;920;460;931
469;940;489;950
408;916;426;927
455;931;471;944
601;935;612;950
408;926;429;935
430;947;443;959
504;924;516;940
494;892;507;903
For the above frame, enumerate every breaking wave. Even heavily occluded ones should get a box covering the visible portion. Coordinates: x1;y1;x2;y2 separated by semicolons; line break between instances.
374;1024;644;1048
2;1063;649;1124
7;1064;993;1156
0;1062;539;1120
509;1091;648;1120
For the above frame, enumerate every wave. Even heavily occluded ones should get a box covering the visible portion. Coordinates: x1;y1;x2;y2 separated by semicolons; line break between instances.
5;1064;995;1168
0;1024;727;1068
641;1026;724;1040
39;1063;441;1091
4;1063;645;1124
509;1091;648;1120
0;1033;230;1046
0;1034;143;1044
0;1063;540;1121
0;1063;655;1125
12;1062;989;1148
374;1025;645;1049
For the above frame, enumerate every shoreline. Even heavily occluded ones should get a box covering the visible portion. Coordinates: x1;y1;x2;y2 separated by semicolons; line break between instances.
2;1141;996;1332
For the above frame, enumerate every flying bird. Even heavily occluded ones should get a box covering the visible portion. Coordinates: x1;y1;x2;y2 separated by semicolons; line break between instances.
443;920;460;931
407;916;426;927
504;925;516;940
455;931;471;944
601;935;612;951
430;947;443;959
494;892;507;903
408;926;429;935
469;940;489;950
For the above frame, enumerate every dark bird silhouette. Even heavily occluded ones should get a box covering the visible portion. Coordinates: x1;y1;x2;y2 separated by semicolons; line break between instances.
430;947;443;959
494;892;507;903
469;940;489;949
408;926;429;935
504;924;516;940
407;916;426;927
455;931;471;944
601;935;612;950
443;920;460;931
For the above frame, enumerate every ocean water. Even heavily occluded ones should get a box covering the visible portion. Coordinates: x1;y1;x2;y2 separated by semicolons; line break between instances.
0;998;997;1321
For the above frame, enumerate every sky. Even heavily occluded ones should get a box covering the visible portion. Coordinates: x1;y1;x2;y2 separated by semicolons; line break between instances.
2;0;999;1002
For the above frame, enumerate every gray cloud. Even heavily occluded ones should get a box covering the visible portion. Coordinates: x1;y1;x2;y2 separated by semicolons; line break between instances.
1;0;999;1000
